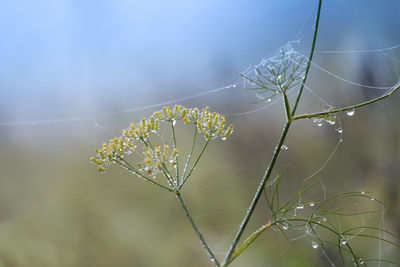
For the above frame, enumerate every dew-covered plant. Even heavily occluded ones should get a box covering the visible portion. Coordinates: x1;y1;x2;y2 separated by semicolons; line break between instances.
90;1;400;266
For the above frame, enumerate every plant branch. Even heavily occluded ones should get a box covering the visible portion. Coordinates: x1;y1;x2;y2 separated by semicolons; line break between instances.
222;121;292;265
293;82;400;120
175;191;220;266
179;138;210;189
291;0;322;116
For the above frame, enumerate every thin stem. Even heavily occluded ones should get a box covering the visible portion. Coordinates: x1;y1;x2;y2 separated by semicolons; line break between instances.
291;0;322;116
293;82;400;120
171;121;180;180
179;138;210;189
223;4;323;264
175;191;220;266
116;158;173;192
181;126;198;185
222;121;292;265
282;91;292;121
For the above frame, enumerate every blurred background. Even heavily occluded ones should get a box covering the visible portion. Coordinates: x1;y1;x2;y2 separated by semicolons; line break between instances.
0;0;399;266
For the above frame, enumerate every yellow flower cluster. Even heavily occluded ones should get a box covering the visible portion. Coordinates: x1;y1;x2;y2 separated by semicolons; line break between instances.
90;105;233;173
138;144;179;178
154;105;234;140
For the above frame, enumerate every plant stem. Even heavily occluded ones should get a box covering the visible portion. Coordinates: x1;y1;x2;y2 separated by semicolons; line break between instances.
179;138;210;189
222;121;292;266
293;82;400;120
175;191;220;266
223;1;322;265
181;126;197;185
291;0;322;116
171;121;180;179
116;158;173;192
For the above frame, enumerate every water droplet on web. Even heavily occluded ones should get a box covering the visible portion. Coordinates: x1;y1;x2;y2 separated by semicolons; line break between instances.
361;191;365;195
282;222;288;230
309;202;315;207
322;217;327;222
281;145;288;150
340;238;347;245
358;259;364;265
346;108;355;116
296;204;304;210
337;127;343;133
266;98;272;102
232;84;237;88
370;198;375;201
172;120;177;126
312;241;319;249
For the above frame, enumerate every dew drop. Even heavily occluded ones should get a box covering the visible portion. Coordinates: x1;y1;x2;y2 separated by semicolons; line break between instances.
281;145;288;150
346;108;355;116
322;217;327;222
361;191;365;195
370;198;375;201
266;98;272;102
221;137;227;141
358;259;364;265
312;241;319;249
172;120;177;126
340;238;347;245
282;223;289;230
337;127;343;133
296;204;304;210
309;202;315;207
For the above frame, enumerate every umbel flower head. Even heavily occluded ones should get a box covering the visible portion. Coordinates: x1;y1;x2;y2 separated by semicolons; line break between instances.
90;105;233;190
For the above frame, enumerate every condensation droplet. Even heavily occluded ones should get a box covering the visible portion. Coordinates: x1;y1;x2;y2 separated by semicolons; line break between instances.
346;108;355;116
312;241;319;249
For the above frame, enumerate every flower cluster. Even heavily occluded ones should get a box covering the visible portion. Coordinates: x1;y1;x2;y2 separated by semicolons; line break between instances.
90;105;233;174
154;105;233;140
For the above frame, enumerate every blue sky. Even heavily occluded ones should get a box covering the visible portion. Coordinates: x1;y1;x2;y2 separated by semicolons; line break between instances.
0;0;399;123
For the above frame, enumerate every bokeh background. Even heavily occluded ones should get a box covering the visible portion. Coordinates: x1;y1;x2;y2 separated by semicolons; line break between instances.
0;0;399;266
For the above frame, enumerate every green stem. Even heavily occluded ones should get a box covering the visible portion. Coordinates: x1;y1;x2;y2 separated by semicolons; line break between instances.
222;121;292;265
223;3;323;265
175;191;220;266
116;158;173;192
291;0;322;116
181;126;198;185
293;82;400;120
225;220;272;265
179;138;210;189
171;121;180;180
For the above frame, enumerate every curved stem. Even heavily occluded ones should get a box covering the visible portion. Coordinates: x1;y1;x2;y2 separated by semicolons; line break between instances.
175;191;220;266
293;81;400;120
291;0;322;116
